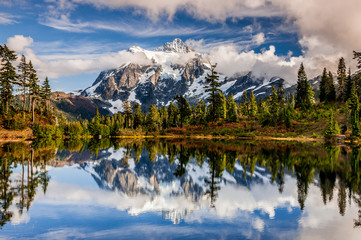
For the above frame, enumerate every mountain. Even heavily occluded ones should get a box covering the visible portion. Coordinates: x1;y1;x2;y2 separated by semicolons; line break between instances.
51;91;111;120
78;38;287;113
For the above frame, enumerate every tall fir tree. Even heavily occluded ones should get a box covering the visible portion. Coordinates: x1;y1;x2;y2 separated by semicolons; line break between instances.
0;45;18;114
204;63;221;121
193;99;207;124
41;76;51;113
213;92;226;120
174;95;191;128
353;51;361;73
349;85;360;137
345;68;353;100
133;102;143;129
319;68;328;102
240;89;248;116
17;55;30;111
327;71;336;102
226;94;237;122
146;105;160;131
28;61;39;123
277;81;285;107
269;86;280;125
295;63;312;110
337;57;347;101
249;90;257;117
122;100;133;128
159;106;168;129
167;102;178;127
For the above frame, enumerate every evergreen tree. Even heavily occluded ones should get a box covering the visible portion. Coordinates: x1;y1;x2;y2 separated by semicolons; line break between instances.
345;68;353;100
192;99;207;124
349;86;360;137
295;63;312;110
28;61;39;123
95;108;101;123
319;68;328;102
249;90;257;117
324;111;340;137
290;95;295;108
41;77;51;113
277;81;285;107
167;102;178;127
158;106;168;129
240;89;248;116
17;55;30;111
226;94;237;122
133;102;143;129
122;100;133;128
284;103;295;128
269;86;280;125
327;71;336;102
146;105;160;131
174;95;191;128
213;92;226;120
0;45;18;114
353;51;361;73
337;57;347;101
307;83;315;105
204;63;221;121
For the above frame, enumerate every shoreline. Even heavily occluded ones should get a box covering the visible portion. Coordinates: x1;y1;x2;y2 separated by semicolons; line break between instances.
0;134;324;143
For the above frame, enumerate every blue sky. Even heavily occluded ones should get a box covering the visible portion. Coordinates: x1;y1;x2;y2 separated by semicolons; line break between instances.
0;0;360;91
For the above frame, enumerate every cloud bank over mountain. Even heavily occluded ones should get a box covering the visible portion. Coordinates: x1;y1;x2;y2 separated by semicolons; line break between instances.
1;0;360;90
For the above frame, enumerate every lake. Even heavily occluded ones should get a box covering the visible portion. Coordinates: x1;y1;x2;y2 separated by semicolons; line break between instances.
0;138;360;239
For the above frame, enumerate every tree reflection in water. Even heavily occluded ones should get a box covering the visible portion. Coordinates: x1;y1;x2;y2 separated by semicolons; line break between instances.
0;142;52;228
0;139;361;228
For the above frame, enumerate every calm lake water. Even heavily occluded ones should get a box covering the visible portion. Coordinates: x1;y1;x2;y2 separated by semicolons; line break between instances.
0;139;361;239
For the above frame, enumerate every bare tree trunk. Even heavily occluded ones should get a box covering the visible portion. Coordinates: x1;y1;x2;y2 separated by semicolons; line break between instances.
32;98;36;124
5;100;8;115
23;87;26;111
28;95;32;113
31;149;34;178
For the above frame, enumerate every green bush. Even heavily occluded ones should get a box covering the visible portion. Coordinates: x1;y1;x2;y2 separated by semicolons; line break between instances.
88;121;110;137
4;113;28;130
64;122;83;138
32;123;59;138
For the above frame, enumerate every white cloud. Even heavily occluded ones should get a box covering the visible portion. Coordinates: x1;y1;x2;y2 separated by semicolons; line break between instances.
0;12;17;24
189;41;304;83
40;15;220;37
41;15;93;33
24;48;152;79
252;32;265;45
6;35;34;52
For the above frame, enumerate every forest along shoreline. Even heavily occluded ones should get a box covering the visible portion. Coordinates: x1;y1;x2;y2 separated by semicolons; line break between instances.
1;44;361;145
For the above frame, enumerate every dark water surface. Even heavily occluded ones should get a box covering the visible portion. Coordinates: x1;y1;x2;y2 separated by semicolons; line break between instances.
0;139;361;239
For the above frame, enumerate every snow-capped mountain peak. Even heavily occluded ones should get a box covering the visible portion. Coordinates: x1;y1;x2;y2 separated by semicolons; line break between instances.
155;38;194;53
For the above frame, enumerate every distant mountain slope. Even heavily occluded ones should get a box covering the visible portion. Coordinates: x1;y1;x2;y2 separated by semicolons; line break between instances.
51;91;111;120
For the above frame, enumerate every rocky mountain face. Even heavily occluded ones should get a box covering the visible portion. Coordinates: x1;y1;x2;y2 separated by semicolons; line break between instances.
79;38;287;113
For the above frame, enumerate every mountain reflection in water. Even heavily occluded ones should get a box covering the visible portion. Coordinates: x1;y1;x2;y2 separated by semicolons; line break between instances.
0;139;361;239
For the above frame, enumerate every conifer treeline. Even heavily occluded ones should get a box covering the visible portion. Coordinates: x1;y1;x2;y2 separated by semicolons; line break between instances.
0;44;52;129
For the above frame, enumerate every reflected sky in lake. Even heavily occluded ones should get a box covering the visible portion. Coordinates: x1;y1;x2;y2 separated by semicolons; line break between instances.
0;140;361;239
